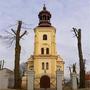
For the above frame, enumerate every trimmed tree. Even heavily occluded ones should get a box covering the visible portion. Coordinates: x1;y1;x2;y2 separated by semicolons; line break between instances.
72;28;85;88
12;21;27;88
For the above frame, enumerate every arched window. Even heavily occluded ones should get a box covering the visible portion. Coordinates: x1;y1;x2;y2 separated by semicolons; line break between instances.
47;16;50;22
43;34;47;40
41;48;44;54
46;48;49;54
47;16;49;20
46;62;49;70
40;17;42;20
43;15;46;20
42;62;44;70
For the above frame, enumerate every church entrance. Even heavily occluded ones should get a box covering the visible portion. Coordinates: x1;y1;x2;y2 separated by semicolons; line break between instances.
40;75;50;88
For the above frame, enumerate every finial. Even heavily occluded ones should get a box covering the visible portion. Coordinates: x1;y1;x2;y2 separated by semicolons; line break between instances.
43;4;46;10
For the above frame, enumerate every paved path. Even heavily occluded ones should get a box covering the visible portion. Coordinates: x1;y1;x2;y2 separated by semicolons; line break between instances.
0;88;90;90
0;89;25;90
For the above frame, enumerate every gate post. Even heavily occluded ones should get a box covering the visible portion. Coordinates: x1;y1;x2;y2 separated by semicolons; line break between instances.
71;72;77;90
27;70;34;90
56;69;63;90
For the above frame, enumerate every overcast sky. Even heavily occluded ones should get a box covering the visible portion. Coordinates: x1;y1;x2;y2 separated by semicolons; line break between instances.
0;0;90;77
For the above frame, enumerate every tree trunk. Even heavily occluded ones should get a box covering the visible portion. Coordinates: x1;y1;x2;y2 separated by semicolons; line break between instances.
14;21;22;89
77;30;85;88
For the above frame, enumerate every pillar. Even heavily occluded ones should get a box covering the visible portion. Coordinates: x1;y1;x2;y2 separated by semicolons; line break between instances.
71;72;77;90
56;69;63;90
27;70;34;90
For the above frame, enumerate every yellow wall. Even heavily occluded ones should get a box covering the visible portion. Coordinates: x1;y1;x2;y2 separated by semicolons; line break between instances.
27;26;64;88
34;26;57;55
33;56;57;78
33;26;58;78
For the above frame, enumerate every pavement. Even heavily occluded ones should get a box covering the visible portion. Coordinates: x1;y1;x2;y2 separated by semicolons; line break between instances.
0;88;90;90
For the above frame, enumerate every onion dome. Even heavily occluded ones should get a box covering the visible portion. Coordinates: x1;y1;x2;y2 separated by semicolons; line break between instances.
38;4;51;27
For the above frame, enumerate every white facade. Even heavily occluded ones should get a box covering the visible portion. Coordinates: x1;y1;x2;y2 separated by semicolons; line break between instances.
0;68;14;89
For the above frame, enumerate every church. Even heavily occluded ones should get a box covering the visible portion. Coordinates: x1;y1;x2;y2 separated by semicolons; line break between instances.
27;5;64;89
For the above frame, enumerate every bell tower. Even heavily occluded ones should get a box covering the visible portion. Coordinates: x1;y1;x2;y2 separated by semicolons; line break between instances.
34;5;57;56
27;5;64;89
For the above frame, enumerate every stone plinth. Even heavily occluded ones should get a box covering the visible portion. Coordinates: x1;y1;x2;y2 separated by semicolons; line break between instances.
27;70;34;90
56;70;63;90
71;72;77;90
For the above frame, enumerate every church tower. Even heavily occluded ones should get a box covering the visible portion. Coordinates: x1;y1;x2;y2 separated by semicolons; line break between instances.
27;5;64;89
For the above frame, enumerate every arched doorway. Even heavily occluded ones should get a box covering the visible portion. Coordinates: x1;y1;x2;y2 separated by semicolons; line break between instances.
40;75;50;88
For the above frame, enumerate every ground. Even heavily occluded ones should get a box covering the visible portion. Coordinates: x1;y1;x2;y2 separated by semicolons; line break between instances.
0;88;90;90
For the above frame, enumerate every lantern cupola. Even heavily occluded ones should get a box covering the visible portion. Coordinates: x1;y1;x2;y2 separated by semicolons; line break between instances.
38;4;51;27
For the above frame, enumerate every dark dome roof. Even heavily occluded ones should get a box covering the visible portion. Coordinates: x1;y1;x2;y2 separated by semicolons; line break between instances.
38;5;51;18
38;5;52;27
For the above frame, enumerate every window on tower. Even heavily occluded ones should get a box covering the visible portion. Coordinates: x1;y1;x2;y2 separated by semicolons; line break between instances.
46;62;49;70
42;62;44;70
41;48;44;54
46;48;49;54
40;17;42;20
43;15;46;20
43;34;47;40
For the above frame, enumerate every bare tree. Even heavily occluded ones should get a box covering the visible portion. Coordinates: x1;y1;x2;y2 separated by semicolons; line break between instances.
68;63;76;81
72;63;76;73
0;21;27;89
72;28;85;88
11;21;27;89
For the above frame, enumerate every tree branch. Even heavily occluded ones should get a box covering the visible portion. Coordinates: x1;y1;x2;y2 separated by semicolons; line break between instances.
11;29;16;35
5;30;14;36
20;31;27;38
72;27;78;38
8;37;15;47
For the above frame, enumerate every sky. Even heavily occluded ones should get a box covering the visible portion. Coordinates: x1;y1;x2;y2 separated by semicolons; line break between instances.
0;0;90;77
